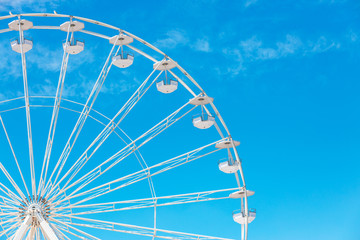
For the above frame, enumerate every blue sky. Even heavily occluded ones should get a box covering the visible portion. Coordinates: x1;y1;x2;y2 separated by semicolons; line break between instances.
0;0;359;240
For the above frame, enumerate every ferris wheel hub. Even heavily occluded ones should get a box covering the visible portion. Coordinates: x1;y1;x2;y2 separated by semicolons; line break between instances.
19;197;51;226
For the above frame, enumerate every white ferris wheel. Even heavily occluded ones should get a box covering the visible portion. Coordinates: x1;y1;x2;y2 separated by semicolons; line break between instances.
0;12;256;240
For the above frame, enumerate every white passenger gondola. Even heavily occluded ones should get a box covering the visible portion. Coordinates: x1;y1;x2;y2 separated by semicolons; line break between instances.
156;70;178;94
11;38;33;53
63;39;84;54
112;52;134;68
156;79;178;94
218;158;239;173
233;209;256;224
111;34;134;68
192;113;215;129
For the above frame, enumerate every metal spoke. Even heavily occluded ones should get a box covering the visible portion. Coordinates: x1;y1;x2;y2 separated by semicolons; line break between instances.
47;67;163;200
18;16;36;196
53;215;233;240
0;115;30;197
50;101;197;204
54;138;223;206
0;162;26;199
0;182;22;204
44;35;122;197
55;188;237;215
51;223;71;240
38;18;74;197
51;218;100;240
0;221;21;238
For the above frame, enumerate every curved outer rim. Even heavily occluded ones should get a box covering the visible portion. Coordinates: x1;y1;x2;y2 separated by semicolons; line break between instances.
0;12;251;240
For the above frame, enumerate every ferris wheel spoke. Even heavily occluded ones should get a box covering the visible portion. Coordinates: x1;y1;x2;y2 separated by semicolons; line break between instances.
0;182;22;204
0;162;26;200
50;223;71;240
0;213;19;229
0;212;18;218
44;37;122;196
51;223;75;240
47;68;163;200
0;216;20;229
51;218;100;240
54;187;237;216
0;200;20;211
52;214;233;240
54;138;223;206
18;16;36;196
0;221;21;238
0;115;30;197
49;101;196;203
38;20;74;197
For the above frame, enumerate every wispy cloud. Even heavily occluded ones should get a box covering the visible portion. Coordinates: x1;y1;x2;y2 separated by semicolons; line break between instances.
306;36;340;53
191;38;212;52
0;40;22;81
240;34;303;61
30;44;95;73
154;30;189;50
0;0;59;12
30;75;138;100
156;30;213;53
317;0;347;4
244;0;258;7
221;48;245;76
347;29;359;43
222;34;340;75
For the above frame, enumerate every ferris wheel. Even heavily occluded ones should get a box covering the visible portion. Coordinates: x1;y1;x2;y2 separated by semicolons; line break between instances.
0;12;256;240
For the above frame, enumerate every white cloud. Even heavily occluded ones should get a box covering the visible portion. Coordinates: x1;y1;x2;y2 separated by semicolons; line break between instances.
347;30;359;42
222;34;340;76
276;34;303;56
239;35;303;60
244;0;258;7
307;36;340;53
155;30;189;49
156;31;213;53
192;38;212;52
317;0;347;4
30;75;137;100
0;40;22;81
221;48;246;75
238;34;338;62
26;43;95;73
0;0;59;12
101;79;138;95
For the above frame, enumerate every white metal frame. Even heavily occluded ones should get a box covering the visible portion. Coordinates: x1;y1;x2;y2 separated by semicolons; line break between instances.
0;12;253;240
